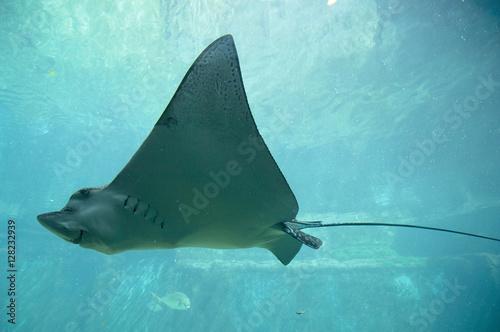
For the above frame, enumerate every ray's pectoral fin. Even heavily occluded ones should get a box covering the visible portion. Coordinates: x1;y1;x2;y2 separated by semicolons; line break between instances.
263;233;304;266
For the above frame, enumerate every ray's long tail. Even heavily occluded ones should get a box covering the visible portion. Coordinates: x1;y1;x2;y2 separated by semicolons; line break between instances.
281;220;500;249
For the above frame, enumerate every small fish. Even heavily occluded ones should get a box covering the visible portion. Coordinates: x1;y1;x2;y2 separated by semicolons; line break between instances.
151;291;190;310
296;310;305;315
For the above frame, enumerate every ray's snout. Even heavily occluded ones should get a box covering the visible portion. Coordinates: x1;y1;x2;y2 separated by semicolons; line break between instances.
37;211;83;244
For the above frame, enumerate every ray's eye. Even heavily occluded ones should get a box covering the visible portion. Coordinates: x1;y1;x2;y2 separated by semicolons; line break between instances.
79;188;90;197
70;188;91;200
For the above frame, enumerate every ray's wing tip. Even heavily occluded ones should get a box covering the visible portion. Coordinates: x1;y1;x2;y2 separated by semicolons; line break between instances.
218;34;233;41
211;34;235;48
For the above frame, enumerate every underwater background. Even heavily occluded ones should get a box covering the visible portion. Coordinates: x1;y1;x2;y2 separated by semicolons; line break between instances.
1;0;499;331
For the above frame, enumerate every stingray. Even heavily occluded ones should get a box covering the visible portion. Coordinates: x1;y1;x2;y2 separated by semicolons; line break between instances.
37;35;500;265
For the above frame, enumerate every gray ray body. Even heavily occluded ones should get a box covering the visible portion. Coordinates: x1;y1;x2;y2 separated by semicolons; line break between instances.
37;35;322;265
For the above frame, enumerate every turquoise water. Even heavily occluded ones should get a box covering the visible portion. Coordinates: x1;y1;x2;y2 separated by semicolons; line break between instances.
1;0;499;331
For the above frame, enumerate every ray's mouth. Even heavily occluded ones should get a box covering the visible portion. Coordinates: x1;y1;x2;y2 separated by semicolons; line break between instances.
36;212;84;245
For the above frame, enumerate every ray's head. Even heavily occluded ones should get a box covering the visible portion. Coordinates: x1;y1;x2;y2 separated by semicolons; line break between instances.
36;186;120;254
